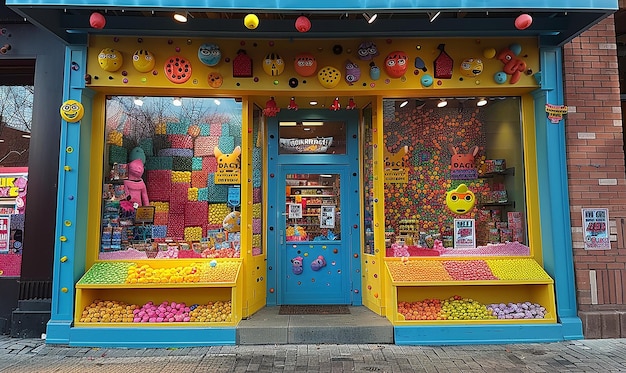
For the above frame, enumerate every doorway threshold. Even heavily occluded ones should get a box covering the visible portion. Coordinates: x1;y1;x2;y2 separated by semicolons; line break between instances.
236;306;393;345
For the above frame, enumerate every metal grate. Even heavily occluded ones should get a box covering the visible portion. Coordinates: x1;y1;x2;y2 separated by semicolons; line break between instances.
18;280;52;300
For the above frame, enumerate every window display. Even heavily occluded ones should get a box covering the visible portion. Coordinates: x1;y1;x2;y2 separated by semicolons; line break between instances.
382;97;528;257
100;96;245;260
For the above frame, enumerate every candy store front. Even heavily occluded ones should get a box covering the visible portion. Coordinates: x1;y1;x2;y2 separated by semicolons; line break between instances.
6;0;617;347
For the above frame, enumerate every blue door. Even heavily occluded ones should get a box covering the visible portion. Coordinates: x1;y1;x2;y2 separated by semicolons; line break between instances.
266;110;361;306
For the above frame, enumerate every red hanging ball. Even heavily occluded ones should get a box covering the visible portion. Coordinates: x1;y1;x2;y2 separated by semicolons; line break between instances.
295;16;311;33
514;14;532;30
90;12;106;29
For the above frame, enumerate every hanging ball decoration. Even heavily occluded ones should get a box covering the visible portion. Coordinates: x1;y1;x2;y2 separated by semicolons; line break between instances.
244;14;259;29
514;14;533;30
295;16;311;32
89;12;106;29
483;48;497;59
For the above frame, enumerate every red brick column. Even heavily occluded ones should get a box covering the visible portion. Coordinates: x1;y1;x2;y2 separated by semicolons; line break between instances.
563;14;626;338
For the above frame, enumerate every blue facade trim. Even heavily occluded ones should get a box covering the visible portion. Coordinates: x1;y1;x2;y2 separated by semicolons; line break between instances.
533;47;582;338
47;45;88;344
5;0;619;11
68;327;236;347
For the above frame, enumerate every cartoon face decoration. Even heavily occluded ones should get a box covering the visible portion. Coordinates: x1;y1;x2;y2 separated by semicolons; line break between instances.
294;52;317;77
357;41;379;61
459;58;484;77
345;60;361;85
198;43;221;66
369;62;380;80
263;52;285;76
445;184;476;215
132;49;155;73
98;48;123;72
317;66;342;88
384;51;408;78
60;99;84;123
207;72;223;88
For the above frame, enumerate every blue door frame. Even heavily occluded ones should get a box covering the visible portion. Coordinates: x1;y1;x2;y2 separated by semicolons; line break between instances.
266;109;362;306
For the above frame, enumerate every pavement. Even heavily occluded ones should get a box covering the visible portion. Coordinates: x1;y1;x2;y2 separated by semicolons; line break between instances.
2;335;626;372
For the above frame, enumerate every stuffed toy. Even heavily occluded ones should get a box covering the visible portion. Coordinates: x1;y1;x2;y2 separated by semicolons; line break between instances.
291;256;304;275
310;255;327;271
123;158;149;207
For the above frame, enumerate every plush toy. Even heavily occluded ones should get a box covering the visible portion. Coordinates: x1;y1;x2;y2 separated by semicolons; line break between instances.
310;255;327;271
291;256;304;275
223;210;241;232
124;158;149;207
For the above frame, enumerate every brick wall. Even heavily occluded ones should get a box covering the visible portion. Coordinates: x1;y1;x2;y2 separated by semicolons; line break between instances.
563;14;626;337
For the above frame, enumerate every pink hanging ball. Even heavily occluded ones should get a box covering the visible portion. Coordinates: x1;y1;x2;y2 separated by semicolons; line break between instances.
514;14;532;30
89;12;106;29
295;16;311;33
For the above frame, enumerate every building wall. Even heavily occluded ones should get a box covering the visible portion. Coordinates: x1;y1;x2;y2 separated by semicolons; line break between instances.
563;13;626;338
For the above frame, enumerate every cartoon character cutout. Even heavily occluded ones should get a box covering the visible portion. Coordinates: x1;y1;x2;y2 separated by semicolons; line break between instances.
60;100;84;123
384;146;409;170
357;41;379;61
448;144;479;170
214;146;242;177
263;52;285;76
207;72;223;88
344;60;361;85
291;256;304;275
98;48;123;72
132;49;155;73
496;45;527;84
294;52;317;77
384;51;408;78
198;43;222;66
223;210;241;232
459;58;483;77
445;184;476;215
310;255;327;271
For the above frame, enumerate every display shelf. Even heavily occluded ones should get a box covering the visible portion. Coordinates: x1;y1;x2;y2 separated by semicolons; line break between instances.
74;259;243;327
479;201;515;208
384;258;557;325
478;167;515;178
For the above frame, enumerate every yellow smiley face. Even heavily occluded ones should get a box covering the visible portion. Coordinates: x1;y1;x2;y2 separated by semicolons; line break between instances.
98;48;123;72
132;49;155;73
60;100;84;122
445;183;476;215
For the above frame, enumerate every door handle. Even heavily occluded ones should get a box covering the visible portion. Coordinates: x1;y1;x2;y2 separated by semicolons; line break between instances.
279;230;284;244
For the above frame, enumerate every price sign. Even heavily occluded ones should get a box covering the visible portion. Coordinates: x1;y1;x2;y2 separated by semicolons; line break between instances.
453;218;475;249
134;206;155;224
582;208;610;250
228;186;241;207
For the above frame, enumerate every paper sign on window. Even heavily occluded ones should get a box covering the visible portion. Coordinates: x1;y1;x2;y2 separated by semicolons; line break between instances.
288;203;303;219
320;206;335;228
582;208;610;250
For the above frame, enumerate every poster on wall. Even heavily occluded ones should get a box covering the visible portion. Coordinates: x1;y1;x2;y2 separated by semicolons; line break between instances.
453;218;475;249
582;208;610;250
0;215;10;253
320;205;335;228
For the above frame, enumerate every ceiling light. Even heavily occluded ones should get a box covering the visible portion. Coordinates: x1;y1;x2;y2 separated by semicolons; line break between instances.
428;11;441;22
399;100;409;108
214;99;221;105
173;97;182;106
0;139;5;143
437;99;448;108
309;100;318;106
173;11;188;23
302;121;324;126
133;97;143;106
477;98;488;107
363;12;378;24
279;121;297;127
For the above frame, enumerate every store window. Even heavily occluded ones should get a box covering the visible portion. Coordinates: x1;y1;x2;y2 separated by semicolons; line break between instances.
362;108;375;255
383;97;528;257
0;84;33;277
100;96;243;260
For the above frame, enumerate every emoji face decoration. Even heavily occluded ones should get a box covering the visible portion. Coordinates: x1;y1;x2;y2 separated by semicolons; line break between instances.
294;52;317;77
459;58;483;77
207;72;223;88
263;52;285;76
317;66;341;88
345;60;361;85
98;48;123;72
357;41;379;61
384;51;408;78
60;99;84;123
445;184;476;215
198;43;221;66
132;49;155;73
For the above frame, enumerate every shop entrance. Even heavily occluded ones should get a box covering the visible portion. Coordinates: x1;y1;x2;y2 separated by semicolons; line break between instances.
266;109;361;306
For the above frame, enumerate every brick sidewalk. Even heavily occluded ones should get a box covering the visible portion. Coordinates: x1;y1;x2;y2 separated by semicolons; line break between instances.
1;335;626;372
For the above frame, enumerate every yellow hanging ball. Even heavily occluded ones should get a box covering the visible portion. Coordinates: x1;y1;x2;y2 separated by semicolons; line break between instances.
483;48;497;59
60;99;84;123
244;14;259;29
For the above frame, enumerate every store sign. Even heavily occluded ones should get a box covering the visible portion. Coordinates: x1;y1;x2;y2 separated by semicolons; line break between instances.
279;137;333;153
453;218;475;249
0;215;10;253
288;203;302;219
214;146;241;184
582;208;610;250
320;205;335;228
227;186;241;207
134;206;155;224
384;146;408;184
